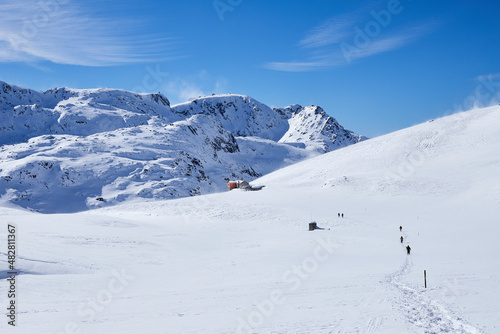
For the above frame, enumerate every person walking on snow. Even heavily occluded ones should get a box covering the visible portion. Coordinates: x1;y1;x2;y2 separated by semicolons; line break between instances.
400;236;404;243
406;245;411;254
399;226;402;232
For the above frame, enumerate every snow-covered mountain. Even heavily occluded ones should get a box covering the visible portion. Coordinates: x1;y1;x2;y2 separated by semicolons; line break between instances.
0;81;364;212
276;104;365;152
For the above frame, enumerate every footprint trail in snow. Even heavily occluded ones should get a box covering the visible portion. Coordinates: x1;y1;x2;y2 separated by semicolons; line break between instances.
388;249;483;333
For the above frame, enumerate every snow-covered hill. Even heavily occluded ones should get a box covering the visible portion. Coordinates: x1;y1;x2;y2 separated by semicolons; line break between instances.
0;105;498;333
0;81;363;213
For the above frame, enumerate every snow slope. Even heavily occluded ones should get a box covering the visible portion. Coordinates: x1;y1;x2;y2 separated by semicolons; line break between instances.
0;81;363;213
0;105;498;333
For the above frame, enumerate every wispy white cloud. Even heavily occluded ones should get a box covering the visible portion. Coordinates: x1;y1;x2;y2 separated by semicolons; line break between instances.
445;73;500;114
162;70;228;105
298;14;356;49
0;1;178;66
265;30;422;72
266;6;438;72
265;58;338;72
340;24;435;63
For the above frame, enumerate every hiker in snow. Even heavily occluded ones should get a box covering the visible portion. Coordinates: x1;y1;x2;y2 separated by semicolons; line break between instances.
341;213;344;218
406;245;411;254
338;213;340;218
400;236;404;243
399;226;402;232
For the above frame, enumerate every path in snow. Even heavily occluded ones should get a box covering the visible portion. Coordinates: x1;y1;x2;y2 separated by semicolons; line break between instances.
388;230;483;334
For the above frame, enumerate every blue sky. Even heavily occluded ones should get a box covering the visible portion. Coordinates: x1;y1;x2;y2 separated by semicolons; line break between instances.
1;0;499;137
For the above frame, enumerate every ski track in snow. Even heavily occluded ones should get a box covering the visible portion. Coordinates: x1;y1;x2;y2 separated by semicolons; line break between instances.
387;234;483;334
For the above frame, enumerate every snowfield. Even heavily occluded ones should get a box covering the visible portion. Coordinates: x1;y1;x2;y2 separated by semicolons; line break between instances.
0;105;499;333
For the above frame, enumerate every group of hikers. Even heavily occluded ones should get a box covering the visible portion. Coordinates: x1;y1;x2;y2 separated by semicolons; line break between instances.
400;225;411;254
334;216;411;254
